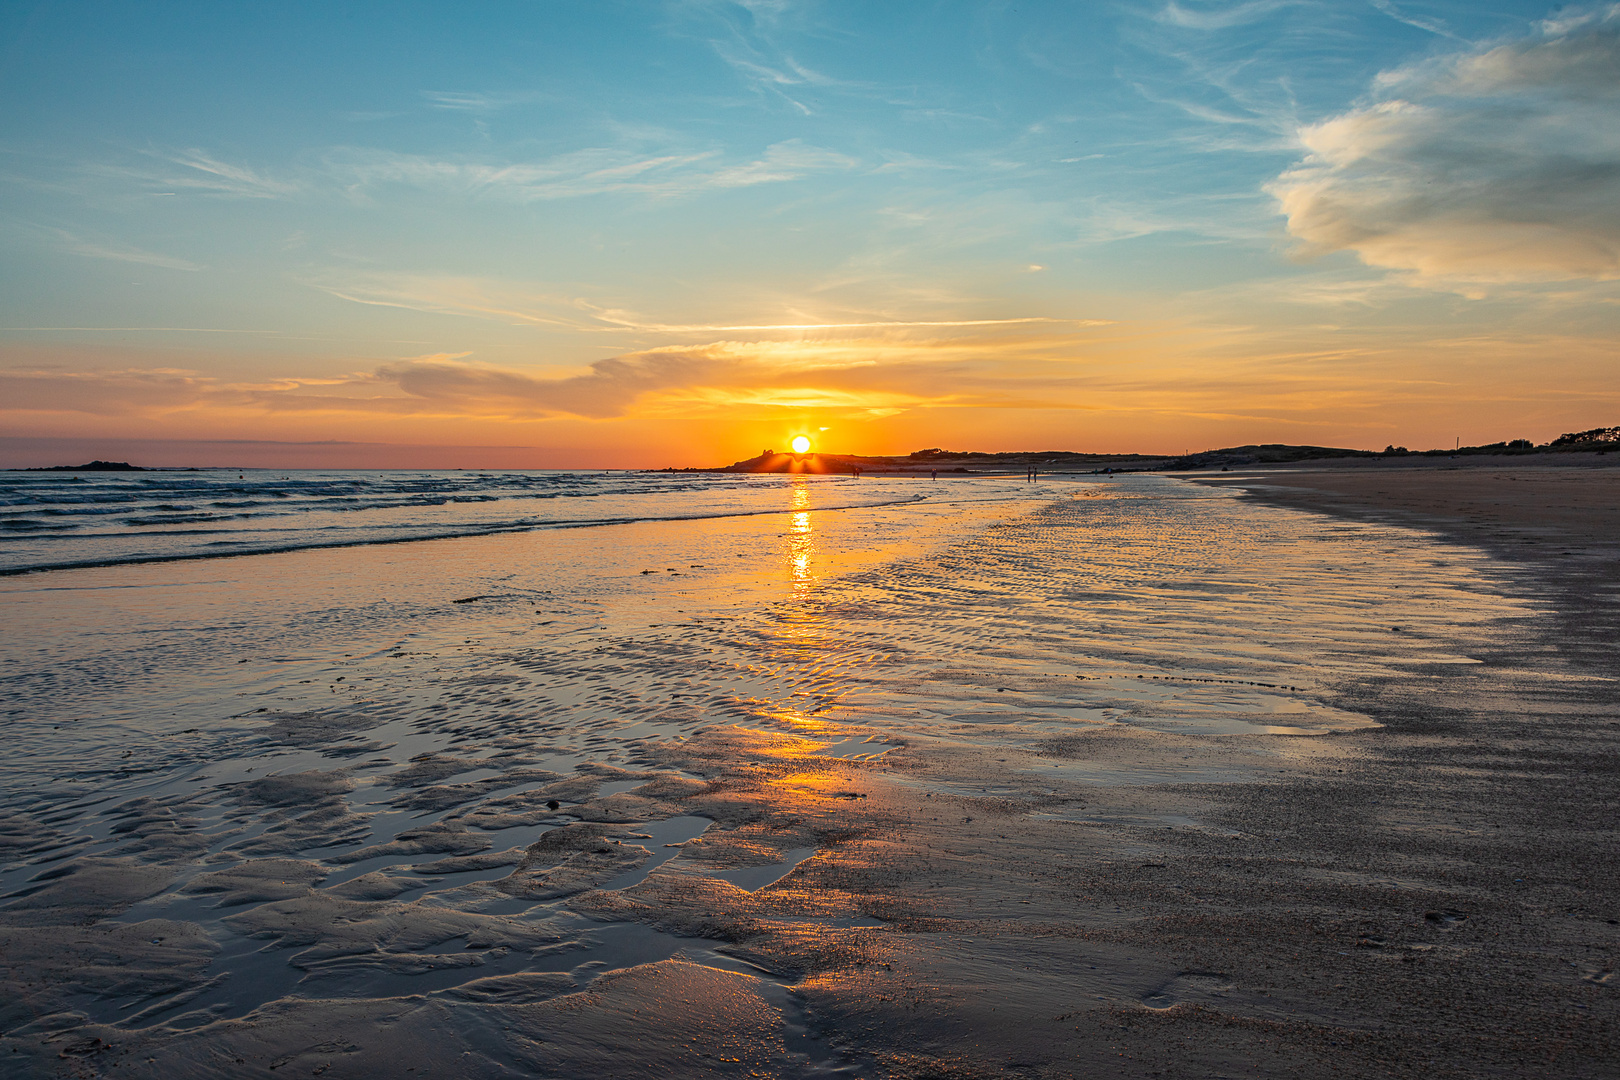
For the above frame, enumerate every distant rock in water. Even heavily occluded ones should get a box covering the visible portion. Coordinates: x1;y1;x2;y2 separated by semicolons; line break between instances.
16;461;148;472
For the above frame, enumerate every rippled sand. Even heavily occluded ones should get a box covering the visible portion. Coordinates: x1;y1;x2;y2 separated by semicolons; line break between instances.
1;474;1612;1078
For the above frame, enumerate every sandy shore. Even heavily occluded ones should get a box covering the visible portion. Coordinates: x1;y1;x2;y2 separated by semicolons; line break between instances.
1192;457;1620;672
2;470;1615;1078
1187;454;1620;548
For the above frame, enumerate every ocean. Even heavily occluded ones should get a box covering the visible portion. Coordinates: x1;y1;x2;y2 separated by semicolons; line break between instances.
0;468;944;575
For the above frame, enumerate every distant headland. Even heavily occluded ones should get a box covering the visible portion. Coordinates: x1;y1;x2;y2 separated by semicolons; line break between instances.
677;425;1620;474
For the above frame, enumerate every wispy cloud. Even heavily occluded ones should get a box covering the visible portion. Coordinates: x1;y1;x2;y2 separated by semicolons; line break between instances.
306;274;605;329
64;147;298;201
419;90;539;112
1128;81;1278;128
3;219;204;270
33;226;204;271
1122;1;1323;148
1153;0;1310;32
307;269;1110;335
1368;0;1459;39
1269;6;1620;283
702;141;855;187
672;0;906;118
117;149;298;199
322;138;853;202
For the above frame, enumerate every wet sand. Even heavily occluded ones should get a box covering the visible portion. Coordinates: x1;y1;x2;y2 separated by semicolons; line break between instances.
2;472;1616;1078
1192;457;1620;672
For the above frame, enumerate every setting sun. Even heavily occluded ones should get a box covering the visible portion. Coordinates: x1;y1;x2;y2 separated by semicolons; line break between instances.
791;435;811;454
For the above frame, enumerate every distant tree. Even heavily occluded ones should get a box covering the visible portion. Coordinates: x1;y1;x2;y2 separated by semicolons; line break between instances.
1550;426;1620;446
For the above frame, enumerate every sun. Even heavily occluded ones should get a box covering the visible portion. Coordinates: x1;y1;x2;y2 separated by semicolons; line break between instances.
791;435;811;454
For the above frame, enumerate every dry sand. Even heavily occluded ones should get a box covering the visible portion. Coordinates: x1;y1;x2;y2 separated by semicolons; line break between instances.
2;467;1616;1078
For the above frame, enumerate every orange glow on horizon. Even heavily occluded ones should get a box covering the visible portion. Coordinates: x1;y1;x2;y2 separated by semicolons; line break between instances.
6;323;1616;468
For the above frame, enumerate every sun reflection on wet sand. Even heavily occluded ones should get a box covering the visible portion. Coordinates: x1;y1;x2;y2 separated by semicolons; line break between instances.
786;481;815;599
767;480;845;736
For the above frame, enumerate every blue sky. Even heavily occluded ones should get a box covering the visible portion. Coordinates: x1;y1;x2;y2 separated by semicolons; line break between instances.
2;1;1615;466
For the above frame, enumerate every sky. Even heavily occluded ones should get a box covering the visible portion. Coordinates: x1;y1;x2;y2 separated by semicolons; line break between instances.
2;0;1617;467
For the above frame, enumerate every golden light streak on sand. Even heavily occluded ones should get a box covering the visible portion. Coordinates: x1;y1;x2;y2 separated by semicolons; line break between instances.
754;480;853;738
788;481;814;601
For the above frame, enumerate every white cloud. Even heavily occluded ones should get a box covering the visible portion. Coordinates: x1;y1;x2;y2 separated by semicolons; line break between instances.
322;139;852;202
1368;0;1457;39
152;149;297;199
1268;7;1620;282
79;149;297;200
53;230;203;271
419;90;536;112
703;141;855;187
5;223;204;271
1154;0;1308;31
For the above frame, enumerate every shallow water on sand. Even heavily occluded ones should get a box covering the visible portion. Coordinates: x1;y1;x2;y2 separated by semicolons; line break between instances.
0;474;1533;1042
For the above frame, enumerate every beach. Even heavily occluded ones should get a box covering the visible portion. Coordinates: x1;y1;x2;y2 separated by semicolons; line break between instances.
1;466;1615;1078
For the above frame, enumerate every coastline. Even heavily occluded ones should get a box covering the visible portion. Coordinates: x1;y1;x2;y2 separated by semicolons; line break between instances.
1188;460;1620;671
0;472;1614;1077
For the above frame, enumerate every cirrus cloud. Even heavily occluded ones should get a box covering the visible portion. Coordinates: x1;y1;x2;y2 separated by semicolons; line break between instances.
1268;5;1620;283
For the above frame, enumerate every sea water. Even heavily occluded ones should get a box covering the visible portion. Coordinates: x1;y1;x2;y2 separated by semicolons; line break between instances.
0;468;939;575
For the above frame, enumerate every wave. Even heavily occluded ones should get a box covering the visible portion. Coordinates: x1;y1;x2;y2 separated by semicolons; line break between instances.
0;495;929;576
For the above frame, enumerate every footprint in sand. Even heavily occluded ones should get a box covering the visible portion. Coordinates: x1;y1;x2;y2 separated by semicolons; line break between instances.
1424;909;1468;930
1141;971;1234;1010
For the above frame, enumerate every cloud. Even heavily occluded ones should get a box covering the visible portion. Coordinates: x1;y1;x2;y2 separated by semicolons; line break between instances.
419;90;537;112
322;139;853;202
26;226;204;271
1153;0;1307;31
704;141;855;187
78;148;297;200
308;271;1106;336
1268;7;1620;282
146;149;296;199
0;326;1130;423
674;0;903;117
367;341;1058;419
1368;0;1457;39
0;367;223;415
306;274;604;329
